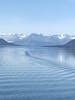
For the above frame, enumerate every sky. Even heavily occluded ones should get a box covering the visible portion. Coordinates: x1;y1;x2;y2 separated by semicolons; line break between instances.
0;0;75;35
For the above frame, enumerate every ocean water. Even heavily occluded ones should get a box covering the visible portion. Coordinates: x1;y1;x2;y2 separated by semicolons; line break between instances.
0;47;75;100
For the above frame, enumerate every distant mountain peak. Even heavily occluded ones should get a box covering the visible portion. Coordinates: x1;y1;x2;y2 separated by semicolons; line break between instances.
57;34;66;39
0;38;15;46
18;34;26;40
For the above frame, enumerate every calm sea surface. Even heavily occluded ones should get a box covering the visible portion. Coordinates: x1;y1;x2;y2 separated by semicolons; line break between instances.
0;47;75;100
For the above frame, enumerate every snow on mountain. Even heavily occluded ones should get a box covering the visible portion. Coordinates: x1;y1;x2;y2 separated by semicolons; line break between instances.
70;36;75;40
13;33;50;46
46;34;71;45
18;34;26;40
0;33;27;42
0;33;74;46
57;34;66;39
12;33;72;46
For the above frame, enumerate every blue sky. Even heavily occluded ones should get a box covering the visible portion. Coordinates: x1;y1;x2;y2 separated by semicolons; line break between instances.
0;0;75;35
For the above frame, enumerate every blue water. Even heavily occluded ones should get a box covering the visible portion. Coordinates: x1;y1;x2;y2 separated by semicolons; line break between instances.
0;47;75;100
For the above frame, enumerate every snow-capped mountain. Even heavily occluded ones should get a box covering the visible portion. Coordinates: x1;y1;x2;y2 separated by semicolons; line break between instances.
0;38;16;46
11;33;72;46
12;33;51;46
0;33;26;42
0;33;74;46
48;34;71;45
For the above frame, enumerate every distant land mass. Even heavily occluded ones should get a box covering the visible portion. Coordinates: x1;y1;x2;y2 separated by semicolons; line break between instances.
0;38;17;46
64;39;75;48
45;39;75;48
0;33;75;48
0;33;73;46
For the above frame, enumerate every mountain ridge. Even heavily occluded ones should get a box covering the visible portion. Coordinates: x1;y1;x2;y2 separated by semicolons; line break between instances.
0;33;75;47
0;38;17;46
10;33;72;46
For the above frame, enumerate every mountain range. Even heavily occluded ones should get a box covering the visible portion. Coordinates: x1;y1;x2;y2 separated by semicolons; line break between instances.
0;38;16;46
0;33;75;47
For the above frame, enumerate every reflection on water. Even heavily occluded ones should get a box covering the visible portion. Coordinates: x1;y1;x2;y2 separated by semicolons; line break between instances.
27;47;75;68
0;47;75;100
58;53;64;64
